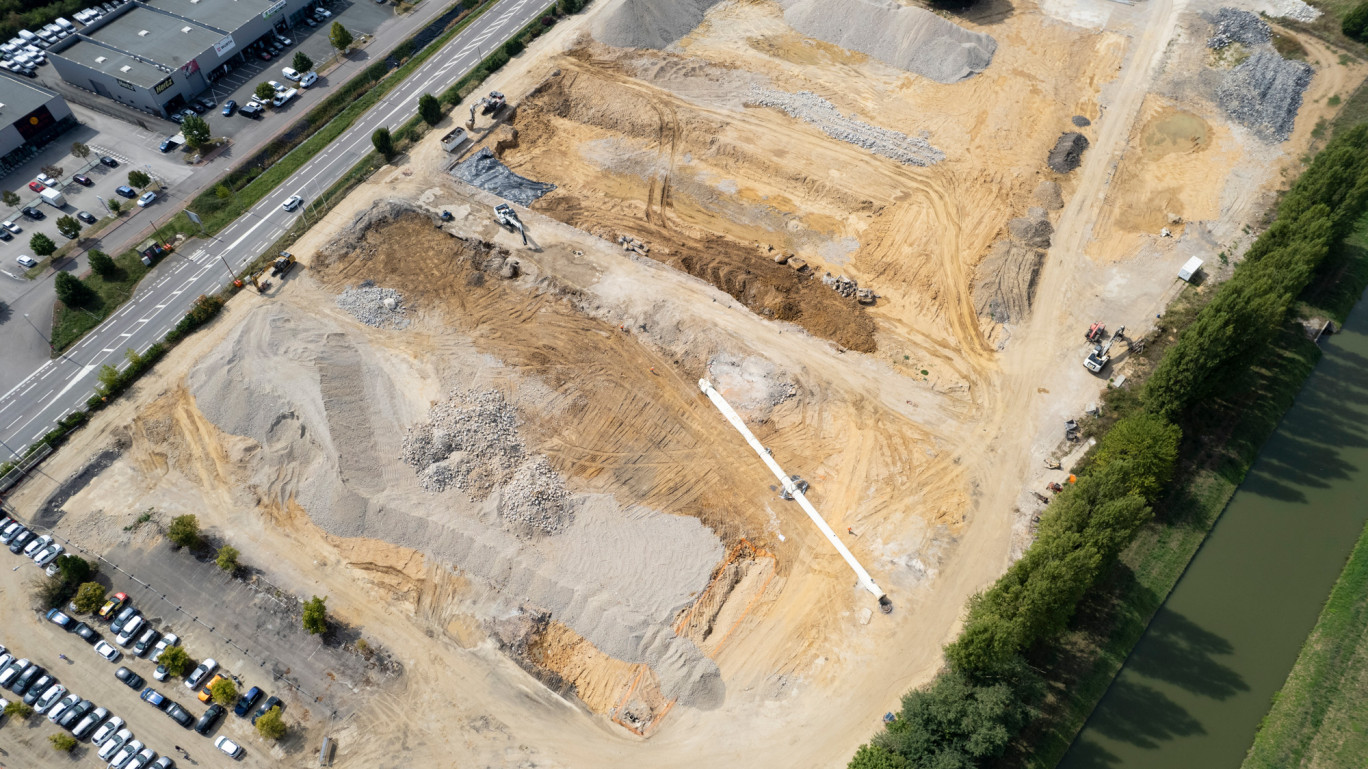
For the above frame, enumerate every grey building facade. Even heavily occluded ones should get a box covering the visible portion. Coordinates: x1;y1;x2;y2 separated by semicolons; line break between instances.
0;75;76;175
49;0;315;117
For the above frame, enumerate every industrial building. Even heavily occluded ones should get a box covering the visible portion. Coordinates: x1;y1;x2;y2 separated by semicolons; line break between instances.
0;75;76;176
49;0;317;117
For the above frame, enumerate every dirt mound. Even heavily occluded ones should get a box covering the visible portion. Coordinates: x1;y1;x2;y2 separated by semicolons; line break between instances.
1048;132;1090;173
972;240;1043;324
778;0;997;84
592;0;723;50
1034;180;1064;210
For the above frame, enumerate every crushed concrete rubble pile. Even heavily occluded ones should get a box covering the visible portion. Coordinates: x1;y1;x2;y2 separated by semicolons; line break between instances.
592;0;723;49
748;86;944;166
1206;8;1270;49
820;272;876;304
1217;49;1311;142
778;0;997;84
401;391;574;536
453;147;557;206
336;281;410;330
1264;0;1320;21
1048;132;1089;173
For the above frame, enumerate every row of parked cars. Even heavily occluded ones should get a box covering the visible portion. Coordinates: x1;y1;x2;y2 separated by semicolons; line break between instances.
1;515;67;572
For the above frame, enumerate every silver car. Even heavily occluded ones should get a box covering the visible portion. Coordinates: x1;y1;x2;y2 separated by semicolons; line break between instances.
72;705;109;738
33;683;65;713
45;693;80;723
98;730;133;762
91;716;125;746
107;738;144;769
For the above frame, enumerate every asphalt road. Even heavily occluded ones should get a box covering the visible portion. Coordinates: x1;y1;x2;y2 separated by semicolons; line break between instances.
0;0;551;460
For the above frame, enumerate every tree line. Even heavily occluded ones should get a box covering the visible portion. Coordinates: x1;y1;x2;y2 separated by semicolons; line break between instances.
850;125;1368;769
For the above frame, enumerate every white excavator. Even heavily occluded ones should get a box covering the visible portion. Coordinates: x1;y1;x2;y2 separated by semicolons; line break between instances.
494;203;527;245
1084;325;1125;374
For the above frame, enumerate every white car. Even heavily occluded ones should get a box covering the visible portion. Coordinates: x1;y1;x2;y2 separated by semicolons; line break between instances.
3;220;22;233
299;70;317;88
34;542;63;566
274;34;292;46
45;693;79;722
94;640;121;662
72;705;109;738
282;194;303;212
91;715;126;746
36;172;57;186
268;79;285;93
98;729;132;761
185;658;217;689
15;255;36;269
281;66;300;81
116;615;144;646
314;7;331;17
151;633;179;662
214;735;243;758
33;683;65;713
108;738;144;768
22;533;51;556
125;747;156;769
0;658;29;688
137;191;156;208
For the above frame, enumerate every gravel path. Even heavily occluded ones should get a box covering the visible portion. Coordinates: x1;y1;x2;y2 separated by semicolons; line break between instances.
747;86;944;166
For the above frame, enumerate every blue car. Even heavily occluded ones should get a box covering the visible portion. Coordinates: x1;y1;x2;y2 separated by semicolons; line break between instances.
234;685;261;717
221;99;236;116
139;686;167;710
115;185;136;199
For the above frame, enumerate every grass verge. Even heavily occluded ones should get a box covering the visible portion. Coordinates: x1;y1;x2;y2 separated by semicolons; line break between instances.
49;246;155;352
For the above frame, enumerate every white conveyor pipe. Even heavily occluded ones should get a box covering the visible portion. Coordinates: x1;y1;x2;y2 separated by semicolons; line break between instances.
699;379;890;611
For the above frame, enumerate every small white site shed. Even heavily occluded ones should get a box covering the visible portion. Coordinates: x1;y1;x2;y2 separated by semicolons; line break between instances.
1178;256;1203;283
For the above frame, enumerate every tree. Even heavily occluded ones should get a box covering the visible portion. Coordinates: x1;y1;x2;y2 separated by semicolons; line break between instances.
4;701;34;718
216;545;239;573
181;114;211;150
1;190;18;208
30;232;56;257
108;199;122;215
49;734;78;752
158;645;192;677
71;141;91;159
128;169;151;189
255;81;277;102
89;250;116;278
371;127;395;160
302;595;328;635
255;705;287;740
56;555;95;586
167;514;202;549
418;93;442;127
55;215;81;240
1345;1;1368;41
558;0;588;13
502;37;524;58
215;184;233;201
55;272;93;307
73;582;106;613
848;745;908;769
873;668;1030;768
330;22;353;53
1088;414;1181;502
40;164;63;180
209;676;238;706
292;50;314;73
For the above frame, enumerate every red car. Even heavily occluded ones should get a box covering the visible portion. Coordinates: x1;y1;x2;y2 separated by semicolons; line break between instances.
257;50;271;60
27;181;44;192
98;592;129;620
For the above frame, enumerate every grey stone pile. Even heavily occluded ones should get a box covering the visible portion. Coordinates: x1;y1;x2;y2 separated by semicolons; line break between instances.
453;148;557;207
336;281;410;330
1217;50;1312;142
1071;115;1091;127
499;456;572;536
1048;132;1089;173
1207;8;1270;50
747;86;944;166
592;0;723;49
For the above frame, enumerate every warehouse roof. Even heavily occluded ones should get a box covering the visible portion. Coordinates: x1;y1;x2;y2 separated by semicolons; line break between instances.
84;5;222;69
0;75;62;120
142;0;285;35
57;38;172;88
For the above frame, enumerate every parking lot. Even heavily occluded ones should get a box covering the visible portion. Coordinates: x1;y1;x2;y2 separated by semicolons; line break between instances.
0;512;389;768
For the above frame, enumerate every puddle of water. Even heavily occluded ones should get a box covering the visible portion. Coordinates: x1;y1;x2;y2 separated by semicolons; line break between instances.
1142;109;1210;156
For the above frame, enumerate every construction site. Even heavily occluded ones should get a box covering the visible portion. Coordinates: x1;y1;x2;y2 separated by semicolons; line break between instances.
4;0;1360;766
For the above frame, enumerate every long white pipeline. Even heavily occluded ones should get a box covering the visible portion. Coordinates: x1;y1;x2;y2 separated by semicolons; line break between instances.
699;379;888;606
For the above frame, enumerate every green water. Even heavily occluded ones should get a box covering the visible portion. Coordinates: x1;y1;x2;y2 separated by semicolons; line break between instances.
1057;296;1368;769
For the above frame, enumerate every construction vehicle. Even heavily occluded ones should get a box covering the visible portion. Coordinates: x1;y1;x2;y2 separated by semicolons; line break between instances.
270;251;296;277
494;203;527;245
1084;325;1125;374
1085;322;1105;343
480;91;505;116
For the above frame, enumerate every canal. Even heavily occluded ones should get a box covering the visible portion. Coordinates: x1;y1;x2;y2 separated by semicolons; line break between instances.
1057;292;1368;769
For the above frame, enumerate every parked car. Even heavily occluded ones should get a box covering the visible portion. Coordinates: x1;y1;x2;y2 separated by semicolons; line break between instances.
32;683;65;713
257;49;271;60
114;185;136;198
7;529;34;552
198;96;216;110
137;191;156;208
151;757;176;769
45;693;80;722
97;728;132;761
314;6;332;17
91;715;125;746
239;102;263;118
185;658;216;689
151;632;178;662
22;674;54;704
45;608;73;629
153;664;170;681
0;520;23;540
93;640;121;662
193;703;225;734
167;111;183;124
234;686;262;717
268;79;285;93
100;155;119;168
0;229;12;241
197;673;226;703
299;71;318;88
165;701;193;727
251;695;282;724
77;210;97;224
139;686;167;709
72;705;109;738
22;533;51;556
115;666;144;690
125;747;157;769
72;173;92;186
34;543;63;566
72;621;100;644
281;66;300;81
20;206;44;220
0;658;28;689
282;194;303;212
58;699;93;729
221;99;237;116
116;615;145;645
159;137;177;152
99;591;129;620
12;663;44;695
133;627;160;656
110;606;137;633
213;735;243;758
1;219;21;233
36;172;57;185
108;738;145;769
27;180;44;191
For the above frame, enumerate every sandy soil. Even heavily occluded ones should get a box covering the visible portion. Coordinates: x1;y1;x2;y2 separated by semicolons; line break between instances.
4;0;1363;766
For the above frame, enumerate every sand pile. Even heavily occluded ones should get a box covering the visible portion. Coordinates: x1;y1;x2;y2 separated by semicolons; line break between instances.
747;86;944;166
592;0;723;49
1034;180;1064;210
778;0;997;84
189;304;726;705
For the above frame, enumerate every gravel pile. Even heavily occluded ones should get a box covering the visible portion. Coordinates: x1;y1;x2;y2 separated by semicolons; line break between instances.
499;456;572;536
1264;0;1320;21
1217;49;1312;142
336;281;410;330
748;86;944;166
592;0;723;49
778;0;996;84
1048;132;1090;173
1207;8;1270;50
1034;180;1064;210
452;147;556;207
1071;115;1091;127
